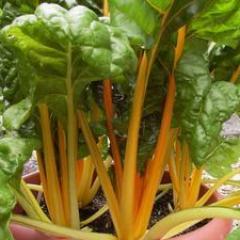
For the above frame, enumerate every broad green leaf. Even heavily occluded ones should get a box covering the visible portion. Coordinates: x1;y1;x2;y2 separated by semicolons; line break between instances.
146;0;173;13
109;0;160;47
191;0;240;48
0;137;40;240
3;98;32;130
227;228;240;240
0;3;136;124
163;0;208;31
174;39;211;132
206;138;240;178
189;82;240;166
175;39;240;166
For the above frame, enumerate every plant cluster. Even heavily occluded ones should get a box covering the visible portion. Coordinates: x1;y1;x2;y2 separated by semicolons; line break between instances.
0;0;240;240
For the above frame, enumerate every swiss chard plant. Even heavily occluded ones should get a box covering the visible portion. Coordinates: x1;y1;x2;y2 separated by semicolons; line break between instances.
0;0;240;240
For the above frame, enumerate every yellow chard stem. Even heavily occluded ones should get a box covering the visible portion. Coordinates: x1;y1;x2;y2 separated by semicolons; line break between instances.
196;168;240;207
134;78;176;238
144;207;240;240
26;184;43;192
77;110;122;238
11;215;117;240
188;166;203;207
120;52;148;240
57;122;70;225
66;44;80;228
38;104;66;226
134;25;186;238
19;180;51;223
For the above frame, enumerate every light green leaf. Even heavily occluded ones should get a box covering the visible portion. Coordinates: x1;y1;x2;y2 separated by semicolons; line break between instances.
3;98;32;130
206;138;240;178
109;0;160;47
227;228;240;240
191;0;240;48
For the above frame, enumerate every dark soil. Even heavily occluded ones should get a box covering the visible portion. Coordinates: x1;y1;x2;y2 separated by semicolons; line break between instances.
75;190;209;236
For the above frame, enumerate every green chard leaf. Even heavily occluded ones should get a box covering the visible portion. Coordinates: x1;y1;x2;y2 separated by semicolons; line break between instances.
109;0;160;47
206;138;240;178
175;39;240;166
189;82;240;166
191;0;240;48
174;39;211;131
0;3;136;123
3;98;32;130
227;228;240;240
0;137;40;240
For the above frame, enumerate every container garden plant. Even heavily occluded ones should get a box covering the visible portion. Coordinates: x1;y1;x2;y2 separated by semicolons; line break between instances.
0;0;240;240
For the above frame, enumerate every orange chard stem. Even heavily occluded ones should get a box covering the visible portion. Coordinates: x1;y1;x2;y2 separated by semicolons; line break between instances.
134;25;187;237
103;79;123;196
230;65;240;83
120;52;148;240
189;166;203;207
102;0;122;195
174;26;187;68
134;74;176;238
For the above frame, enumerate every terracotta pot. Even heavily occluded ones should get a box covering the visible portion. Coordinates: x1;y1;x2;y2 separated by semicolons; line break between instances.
161;173;233;240
11;172;61;240
11;172;232;240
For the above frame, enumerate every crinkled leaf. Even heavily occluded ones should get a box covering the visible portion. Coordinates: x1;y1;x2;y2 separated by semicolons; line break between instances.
174;39;211;130
3;98;32;130
189;82;240;166
191;0;240;48
206;138;240;178
0;3;136;126
109;0;160;47
175;39;240;166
